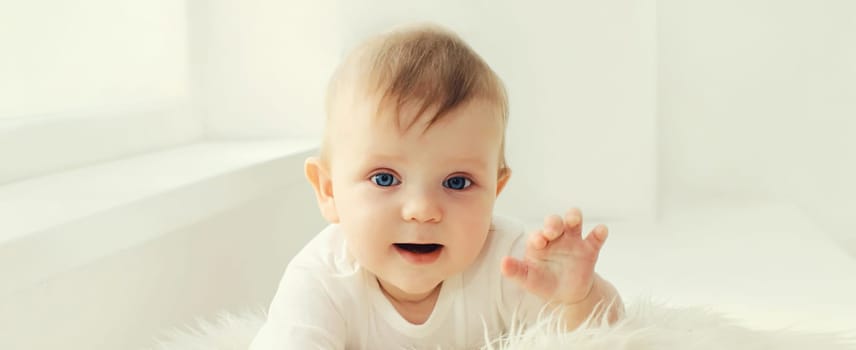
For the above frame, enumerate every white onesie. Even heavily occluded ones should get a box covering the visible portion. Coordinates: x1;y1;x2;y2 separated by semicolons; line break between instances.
249;216;544;350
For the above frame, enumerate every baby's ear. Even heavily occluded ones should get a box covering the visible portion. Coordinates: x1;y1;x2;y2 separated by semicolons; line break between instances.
496;167;512;196
305;157;339;223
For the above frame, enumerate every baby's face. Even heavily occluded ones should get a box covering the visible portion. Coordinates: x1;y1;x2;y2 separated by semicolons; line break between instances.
328;97;506;299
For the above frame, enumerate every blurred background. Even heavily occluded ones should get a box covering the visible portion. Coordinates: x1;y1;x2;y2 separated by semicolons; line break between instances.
1;1;854;349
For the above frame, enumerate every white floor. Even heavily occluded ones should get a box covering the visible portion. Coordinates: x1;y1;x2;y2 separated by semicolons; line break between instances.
591;200;856;336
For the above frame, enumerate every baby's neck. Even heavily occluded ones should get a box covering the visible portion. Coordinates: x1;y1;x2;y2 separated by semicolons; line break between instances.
377;279;442;325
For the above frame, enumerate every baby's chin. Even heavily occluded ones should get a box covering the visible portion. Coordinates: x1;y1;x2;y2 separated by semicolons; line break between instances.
399;276;443;292
379;274;445;299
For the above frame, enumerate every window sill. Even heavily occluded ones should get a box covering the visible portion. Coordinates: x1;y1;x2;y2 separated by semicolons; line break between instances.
0;138;317;295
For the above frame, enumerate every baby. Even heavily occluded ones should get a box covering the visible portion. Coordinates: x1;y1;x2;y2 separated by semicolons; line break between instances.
250;24;624;349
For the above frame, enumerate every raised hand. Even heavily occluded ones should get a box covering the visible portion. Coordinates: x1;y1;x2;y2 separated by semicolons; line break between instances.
500;208;608;305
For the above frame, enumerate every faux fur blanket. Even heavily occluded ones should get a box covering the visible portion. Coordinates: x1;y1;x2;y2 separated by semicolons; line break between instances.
148;300;855;350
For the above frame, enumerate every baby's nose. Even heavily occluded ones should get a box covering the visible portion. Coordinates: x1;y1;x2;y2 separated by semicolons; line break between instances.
401;192;443;223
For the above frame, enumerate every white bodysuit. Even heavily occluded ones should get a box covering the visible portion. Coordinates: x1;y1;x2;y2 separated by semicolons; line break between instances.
249;216;544;350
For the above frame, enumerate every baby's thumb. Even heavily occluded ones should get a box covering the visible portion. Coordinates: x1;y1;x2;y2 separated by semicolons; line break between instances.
500;256;528;286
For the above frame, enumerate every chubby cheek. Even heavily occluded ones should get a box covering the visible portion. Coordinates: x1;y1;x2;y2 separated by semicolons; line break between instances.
336;185;398;229
339;212;390;268
445;196;494;264
334;185;396;262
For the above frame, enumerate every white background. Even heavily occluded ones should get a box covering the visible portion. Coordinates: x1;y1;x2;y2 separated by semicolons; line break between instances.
1;1;854;349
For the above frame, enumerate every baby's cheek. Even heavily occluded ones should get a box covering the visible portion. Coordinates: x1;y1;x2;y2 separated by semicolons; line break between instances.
452;219;491;258
462;204;494;231
339;191;386;221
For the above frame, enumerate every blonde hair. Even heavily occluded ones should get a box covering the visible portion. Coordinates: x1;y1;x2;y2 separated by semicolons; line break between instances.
322;24;510;174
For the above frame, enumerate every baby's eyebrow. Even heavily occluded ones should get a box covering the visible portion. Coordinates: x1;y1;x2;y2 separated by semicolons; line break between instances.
361;154;491;170
363;154;405;164
448;157;487;168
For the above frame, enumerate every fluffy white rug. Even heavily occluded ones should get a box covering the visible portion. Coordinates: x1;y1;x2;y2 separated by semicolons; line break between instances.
147;300;855;350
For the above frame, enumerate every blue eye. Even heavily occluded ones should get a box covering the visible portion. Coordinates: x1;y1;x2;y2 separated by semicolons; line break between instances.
371;173;400;187
443;176;472;190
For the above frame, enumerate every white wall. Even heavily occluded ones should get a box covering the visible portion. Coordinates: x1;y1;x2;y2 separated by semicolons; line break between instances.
194;0;659;223
188;0;341;139
0;1;202;185
493;1;657;223
0;1;189;120
787;2;856;250
658;0;856;246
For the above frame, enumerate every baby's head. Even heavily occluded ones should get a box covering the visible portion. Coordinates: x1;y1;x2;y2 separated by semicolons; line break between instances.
306;24;511;300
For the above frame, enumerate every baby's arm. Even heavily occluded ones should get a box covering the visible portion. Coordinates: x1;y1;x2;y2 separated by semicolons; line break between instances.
250;265;346;350
501;208;625;330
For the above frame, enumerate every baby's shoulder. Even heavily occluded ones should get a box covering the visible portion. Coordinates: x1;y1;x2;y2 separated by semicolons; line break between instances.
287;223;358;276
468;215;528;267
487;215;528;248
491;215;528;236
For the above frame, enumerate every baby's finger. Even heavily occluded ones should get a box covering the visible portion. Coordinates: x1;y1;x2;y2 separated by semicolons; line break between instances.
586;224;609;250
527;230;549;250
500;256;528;285
564;208;583;239
541;214;565;241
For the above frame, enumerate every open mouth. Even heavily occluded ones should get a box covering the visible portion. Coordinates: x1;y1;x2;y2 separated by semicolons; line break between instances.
393;243;444;264
393;243;444;254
